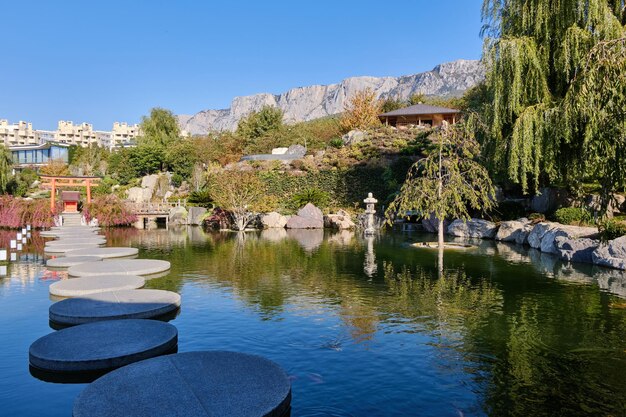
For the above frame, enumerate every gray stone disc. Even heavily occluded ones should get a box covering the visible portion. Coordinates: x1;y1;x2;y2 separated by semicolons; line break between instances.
46;240;107;248
68;259;170;277
73;351;291;417
64;247;139;259
49;289;181;326
45;243;103;254
47;256;103;268
49;275;145;297
30;319;177;373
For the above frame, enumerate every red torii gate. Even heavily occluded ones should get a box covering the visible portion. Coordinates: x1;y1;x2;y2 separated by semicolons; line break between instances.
40;175;102;212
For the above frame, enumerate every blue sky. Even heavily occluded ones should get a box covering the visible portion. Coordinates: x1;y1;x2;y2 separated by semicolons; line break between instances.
1;0;484;130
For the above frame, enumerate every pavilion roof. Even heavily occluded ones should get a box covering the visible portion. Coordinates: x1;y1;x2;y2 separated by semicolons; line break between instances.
379;103;461;117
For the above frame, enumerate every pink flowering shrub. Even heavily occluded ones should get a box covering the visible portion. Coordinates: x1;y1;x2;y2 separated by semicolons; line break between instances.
83;195;137;227
0;196;59;229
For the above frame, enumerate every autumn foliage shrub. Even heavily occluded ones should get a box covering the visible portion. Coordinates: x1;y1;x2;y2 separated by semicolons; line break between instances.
83;194;137;227
0;196;59;229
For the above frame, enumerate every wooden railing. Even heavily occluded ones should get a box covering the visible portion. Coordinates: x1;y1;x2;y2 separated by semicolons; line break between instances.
128;199;187;215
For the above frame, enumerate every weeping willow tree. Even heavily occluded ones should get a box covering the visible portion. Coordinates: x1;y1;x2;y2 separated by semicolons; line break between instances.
0;144;12;193
480;0;626;210
387;123;495;273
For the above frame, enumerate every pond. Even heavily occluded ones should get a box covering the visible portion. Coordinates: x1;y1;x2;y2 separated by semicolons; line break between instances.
1;227;625;416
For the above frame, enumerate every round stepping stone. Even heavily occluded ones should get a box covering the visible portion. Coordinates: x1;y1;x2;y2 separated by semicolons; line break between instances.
30;319;177;373
64;247;139;259
47;256;103;268
45;243;103;254
68;259;170;277
73;351;291;417
46;238;107;246
49;289;181;326
49;275;145;297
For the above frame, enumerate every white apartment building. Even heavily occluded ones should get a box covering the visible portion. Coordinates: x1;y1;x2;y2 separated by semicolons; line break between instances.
111;122;141;147
0;120;38;146
55;121;99;147
1;119;143;149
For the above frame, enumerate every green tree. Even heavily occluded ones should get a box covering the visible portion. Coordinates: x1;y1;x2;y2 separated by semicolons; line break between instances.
130;144;164;175
107;148;137;185
206;170;267;230
236;105;284;141
0;144;12;193
387;123;495;272
479;0;626;210
139;107;180;147
165;139;199;183
71;144;110;176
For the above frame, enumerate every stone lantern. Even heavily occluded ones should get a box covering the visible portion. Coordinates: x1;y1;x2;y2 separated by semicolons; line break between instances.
363;192;378;236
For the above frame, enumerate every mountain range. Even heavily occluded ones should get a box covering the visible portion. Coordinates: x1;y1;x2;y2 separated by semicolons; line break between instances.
178;59;484;135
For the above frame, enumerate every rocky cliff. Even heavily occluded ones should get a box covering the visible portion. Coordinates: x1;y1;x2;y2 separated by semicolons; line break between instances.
179;59;483;135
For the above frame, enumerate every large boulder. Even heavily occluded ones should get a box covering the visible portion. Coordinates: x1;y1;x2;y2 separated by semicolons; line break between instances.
324;210;356;230
528;222;598;254
188;207;208;226
341;130;366;146
495;219;532;243
286;144;306;156
141;174;159;191
592;236;626;270
447;218;498;239
285;203;324;229
126;187;153;203
261;212;288;229
555;236;598;264
530;187;569;213
421;213;449;234
168;206;188;226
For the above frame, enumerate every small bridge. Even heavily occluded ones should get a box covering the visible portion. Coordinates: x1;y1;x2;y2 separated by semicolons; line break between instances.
128;200;187;229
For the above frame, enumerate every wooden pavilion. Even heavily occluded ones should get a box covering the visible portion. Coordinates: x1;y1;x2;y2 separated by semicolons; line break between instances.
378;103;461;128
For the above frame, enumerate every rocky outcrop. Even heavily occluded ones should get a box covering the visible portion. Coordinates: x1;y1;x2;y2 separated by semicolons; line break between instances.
555;236;598;264
178;60;484;134
592;236;626;270
126;187;153;203
286;203;324;229
447;219;498;239
188;207;207;226
422;213;449;234
261;212;288;229
530;187;570;213
168;206;188;226
495;219;532;244
324;210;356;230
528;222;598;254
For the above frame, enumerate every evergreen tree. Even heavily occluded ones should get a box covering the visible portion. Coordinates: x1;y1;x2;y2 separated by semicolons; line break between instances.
480;0;626;209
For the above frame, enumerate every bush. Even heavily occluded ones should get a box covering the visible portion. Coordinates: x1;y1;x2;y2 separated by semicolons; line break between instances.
290;188;330;209
329;138;343;148
598;219;626;242
554;207;593;225
528;212;546;223
0;196;59;229
82;195;137;227
188;190;214;208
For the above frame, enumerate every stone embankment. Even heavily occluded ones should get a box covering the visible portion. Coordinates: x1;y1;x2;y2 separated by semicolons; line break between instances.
439;217;626;271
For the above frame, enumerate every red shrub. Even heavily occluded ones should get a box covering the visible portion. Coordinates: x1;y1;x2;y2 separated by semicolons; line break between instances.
83;195;137;227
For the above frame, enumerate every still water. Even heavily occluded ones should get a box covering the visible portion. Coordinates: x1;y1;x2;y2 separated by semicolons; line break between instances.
0;227;625;416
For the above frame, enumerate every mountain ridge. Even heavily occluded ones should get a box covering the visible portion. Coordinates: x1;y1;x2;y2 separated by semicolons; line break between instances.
178;59;484;135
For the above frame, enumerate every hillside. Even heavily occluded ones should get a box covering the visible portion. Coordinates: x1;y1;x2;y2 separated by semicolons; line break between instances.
178;59;483;135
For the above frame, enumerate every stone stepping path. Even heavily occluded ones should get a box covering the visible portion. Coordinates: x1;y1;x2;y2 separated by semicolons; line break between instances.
73;351;292;417
49;289;181;326
65;247;139;259
68;259;170;277
47;256;103;268
46;237;107;245
41;230;102;238
45;243;103;254
49;275;145;297
29;320;177;373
